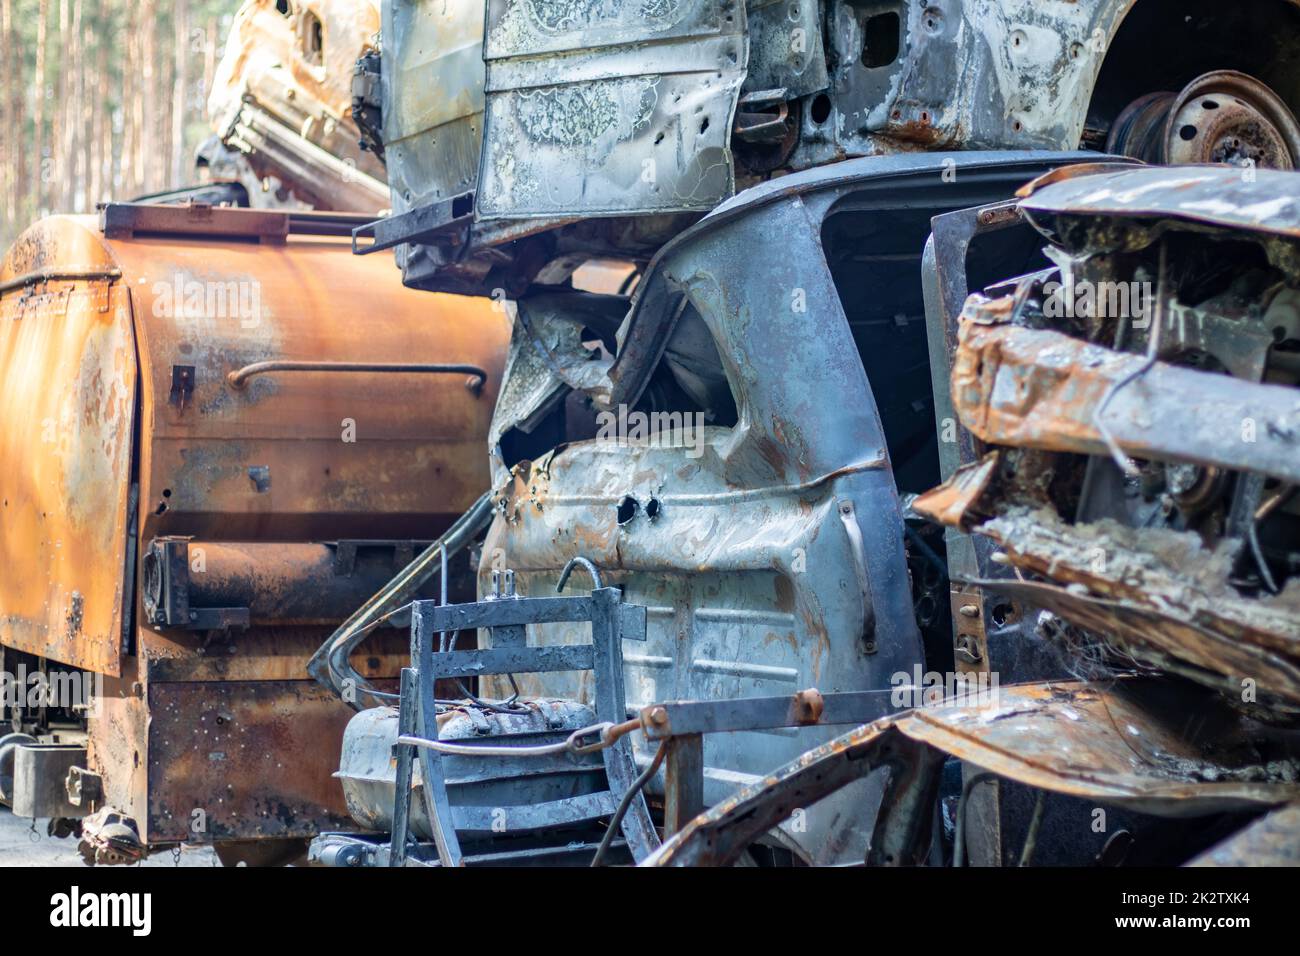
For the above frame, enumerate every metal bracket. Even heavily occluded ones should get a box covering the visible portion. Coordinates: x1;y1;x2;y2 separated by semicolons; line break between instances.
352;193;475;257
141;537;251;632
169;365;195;411
951;586;987;672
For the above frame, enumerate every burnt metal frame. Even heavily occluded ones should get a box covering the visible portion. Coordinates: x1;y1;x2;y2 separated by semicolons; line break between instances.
641;688;907;839
388;588;657;867
351;192;475;256
916;160;1160;867
99;201;376;241
647;719;947;867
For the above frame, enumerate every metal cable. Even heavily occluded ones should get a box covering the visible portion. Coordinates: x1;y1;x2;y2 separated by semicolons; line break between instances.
1093;241;1168;477
591;739;668;868
396;717;641;759
1018;791;1047;867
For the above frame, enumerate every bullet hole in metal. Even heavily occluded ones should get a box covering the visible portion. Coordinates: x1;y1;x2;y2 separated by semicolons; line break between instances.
617;495;639;525
248;465;272;493
645;497;661;521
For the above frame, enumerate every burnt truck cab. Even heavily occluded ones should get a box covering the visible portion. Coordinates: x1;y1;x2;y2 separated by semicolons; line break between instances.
0;204;508;864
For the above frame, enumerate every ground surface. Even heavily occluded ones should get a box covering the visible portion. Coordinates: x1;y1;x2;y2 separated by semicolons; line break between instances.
0;806;216;867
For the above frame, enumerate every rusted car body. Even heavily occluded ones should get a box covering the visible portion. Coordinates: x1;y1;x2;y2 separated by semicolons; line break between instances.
286;1;1300;867
0;203;508;862
917;164;1300;717
645;162;1300;867
913;165;1300;866
201;0;388;211
476;150;1131;865
363;0;1300;295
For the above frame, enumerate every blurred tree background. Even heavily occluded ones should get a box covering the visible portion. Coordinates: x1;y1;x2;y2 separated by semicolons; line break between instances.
0;0;241;248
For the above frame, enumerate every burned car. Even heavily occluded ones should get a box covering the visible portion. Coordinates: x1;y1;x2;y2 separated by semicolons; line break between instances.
647;162;1300;867
302;1;1300;867
918;164;1300;720
358;0;1300;294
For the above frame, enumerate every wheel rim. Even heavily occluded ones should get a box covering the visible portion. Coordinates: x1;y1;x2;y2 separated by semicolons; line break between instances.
1163;71;1300;168
1107;71;1300;170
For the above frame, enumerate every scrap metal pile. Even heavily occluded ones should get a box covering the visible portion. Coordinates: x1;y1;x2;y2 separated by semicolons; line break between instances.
5;0;1300;869
917;165;1300;718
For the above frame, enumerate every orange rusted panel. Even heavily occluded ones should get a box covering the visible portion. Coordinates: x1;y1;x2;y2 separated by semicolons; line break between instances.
1;211;510;677
0;218;137;676
106;221;508;547
145;680;360;843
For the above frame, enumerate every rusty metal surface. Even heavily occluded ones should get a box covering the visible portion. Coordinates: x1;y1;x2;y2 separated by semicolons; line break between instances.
0;217;137;676
150;541;437;627
929;506;1300;713
146;680;357;843
1106;71;1300;168
0;210;508;676
1019;163;1300;245
2;208;510;850
481;152;1100;865
918;160;1300;722
949;318;1300;485
647;679;1300;865
108;216;508;548
902;681;1300;814
209;0;387;211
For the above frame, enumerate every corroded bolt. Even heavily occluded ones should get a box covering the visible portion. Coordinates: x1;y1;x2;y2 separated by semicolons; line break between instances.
958;604;979;618
649;707;668;726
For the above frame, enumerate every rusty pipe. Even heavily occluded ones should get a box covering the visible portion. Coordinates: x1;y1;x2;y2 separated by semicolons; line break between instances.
0;267;121;297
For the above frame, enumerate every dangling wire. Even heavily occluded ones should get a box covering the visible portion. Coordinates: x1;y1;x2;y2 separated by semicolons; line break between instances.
591;739;668;868
1093;240;1168;477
